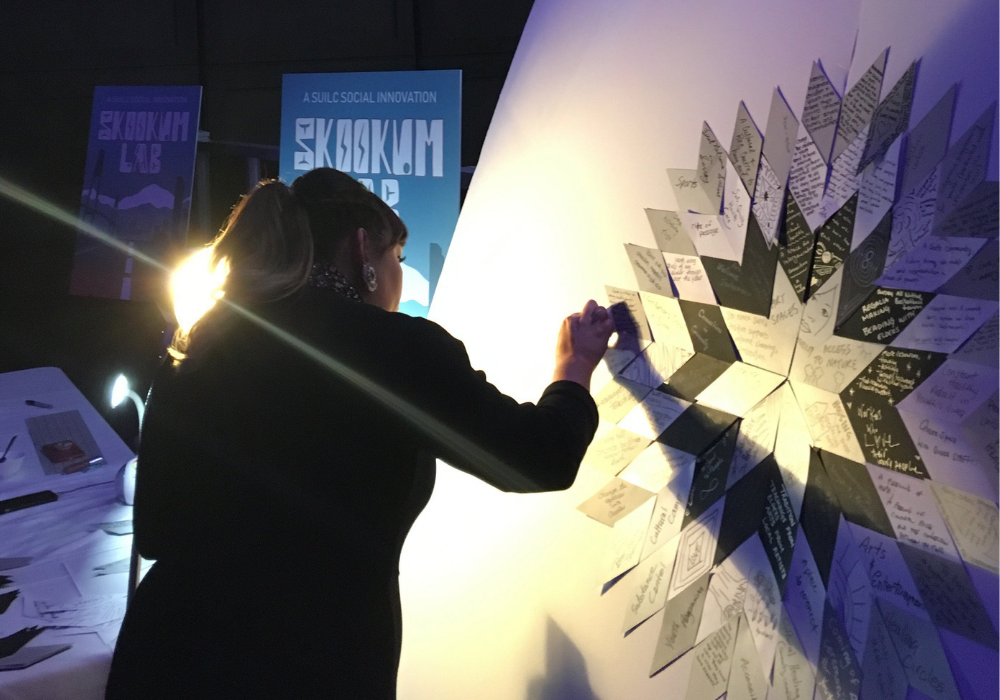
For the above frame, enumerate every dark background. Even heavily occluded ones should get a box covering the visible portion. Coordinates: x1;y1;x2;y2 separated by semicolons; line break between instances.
0;0;534;445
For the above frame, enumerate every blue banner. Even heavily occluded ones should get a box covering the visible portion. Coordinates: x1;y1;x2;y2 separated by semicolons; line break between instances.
280;70;461;317
70;85;202;301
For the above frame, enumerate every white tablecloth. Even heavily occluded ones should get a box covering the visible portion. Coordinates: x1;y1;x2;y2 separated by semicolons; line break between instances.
0;368;138;700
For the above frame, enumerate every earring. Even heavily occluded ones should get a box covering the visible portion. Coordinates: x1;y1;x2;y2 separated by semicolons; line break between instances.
362;263;378;292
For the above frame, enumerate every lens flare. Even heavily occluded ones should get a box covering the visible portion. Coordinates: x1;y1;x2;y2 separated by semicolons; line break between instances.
0;174;538;491
171;248;229;334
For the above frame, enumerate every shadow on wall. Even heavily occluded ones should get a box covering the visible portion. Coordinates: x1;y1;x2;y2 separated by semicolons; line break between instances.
525;618;603;700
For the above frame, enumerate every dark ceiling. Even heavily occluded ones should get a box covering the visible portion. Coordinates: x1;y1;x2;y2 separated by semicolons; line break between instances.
0;0;535;443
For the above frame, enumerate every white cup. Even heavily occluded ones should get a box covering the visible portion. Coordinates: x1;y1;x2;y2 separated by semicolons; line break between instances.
0;451;25;480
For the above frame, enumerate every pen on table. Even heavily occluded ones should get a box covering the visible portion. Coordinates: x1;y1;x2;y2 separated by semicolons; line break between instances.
24;400;53;409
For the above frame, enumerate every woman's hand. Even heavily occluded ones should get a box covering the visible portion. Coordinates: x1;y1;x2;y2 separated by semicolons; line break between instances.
553;300;617;390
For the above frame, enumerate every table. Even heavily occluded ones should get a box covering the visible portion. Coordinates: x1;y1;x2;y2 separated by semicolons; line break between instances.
0;368;138;700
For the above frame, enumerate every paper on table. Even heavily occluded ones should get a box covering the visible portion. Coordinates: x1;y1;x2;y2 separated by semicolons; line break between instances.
583;425;651;476
25;593;126;629
891;296;998;354
831;49;886;162
623;531;680;634
668;169;716;214
637;467;696;562
850;522;929;618
667;496;724;601
639;292;696;356
730;102;763;196
606;285;653;340
791;381;865;464
885;167;939;273
932;179;999;239
858;62;916;173
751;155;783;248
867;465;961;561
852;138;901;250
877;598;961;700
787;125;828;232
814;599;863;700
770;609;817;700
783;528;826;666
662;252;718;305
878;235;987;292
897;357;999;423
859;605;908;700
620;441;694;504
650;571;710;676
934;104;996;223
899;542;998;649
725;610;767;700
900;85;955;196
721;267;802;377
625;243;674;297
697;122;727;215
578;477;655;527
936;238;999;300
684;614;739;700
801;61;842;162
24;410;104;477
696;363;784;418
617;390;691;440
726;389;781;490
762;88;799;189
646;208;699;256
678;212;738;262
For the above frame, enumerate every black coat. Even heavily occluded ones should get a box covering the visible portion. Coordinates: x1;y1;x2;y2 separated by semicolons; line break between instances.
106;287;598;699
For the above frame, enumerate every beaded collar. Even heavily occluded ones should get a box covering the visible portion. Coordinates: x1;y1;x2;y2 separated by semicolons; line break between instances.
307;260;363;302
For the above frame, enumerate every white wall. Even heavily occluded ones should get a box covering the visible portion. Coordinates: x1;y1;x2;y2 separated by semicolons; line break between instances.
397;1;997;698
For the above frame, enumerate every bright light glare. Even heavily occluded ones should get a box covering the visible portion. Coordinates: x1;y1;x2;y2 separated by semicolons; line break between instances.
171;248;229;334
111;374;129;408
0;174;540;492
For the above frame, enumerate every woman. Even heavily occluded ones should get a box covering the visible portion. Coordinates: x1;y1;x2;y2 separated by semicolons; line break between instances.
106;168;615;699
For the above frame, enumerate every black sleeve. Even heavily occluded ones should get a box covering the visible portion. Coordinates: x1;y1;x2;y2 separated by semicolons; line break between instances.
132;357;186;561
392;318;600;493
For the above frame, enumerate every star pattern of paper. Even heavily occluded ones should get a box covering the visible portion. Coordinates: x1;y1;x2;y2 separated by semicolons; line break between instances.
576;49;999;699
